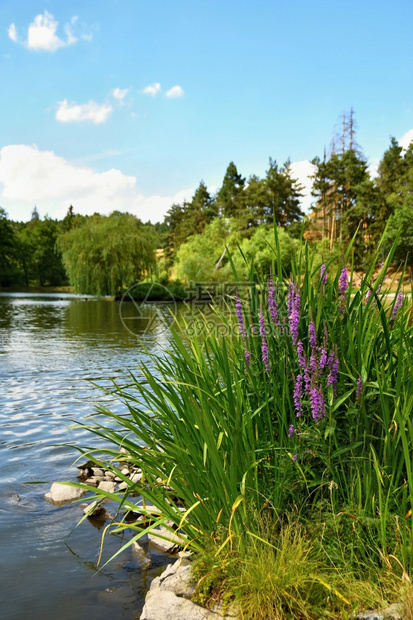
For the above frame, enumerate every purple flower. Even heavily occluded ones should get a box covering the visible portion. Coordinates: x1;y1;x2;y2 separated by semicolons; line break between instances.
293;374;303;417
318;348;328;372
288;283;300;345
292;454;298;462
268;273;282;328
327;354;339;398
356;376;363;402
236;295;250;366
303;365;311;396
288;424;295;437
309;351;318;375
310;386;325;421
392;291;403;320
309;314;317;349
338;266;348;313
297;340;306;369
259;311;270;372
320;264;327;285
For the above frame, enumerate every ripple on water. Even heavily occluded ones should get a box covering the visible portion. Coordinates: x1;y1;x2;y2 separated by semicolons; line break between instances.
0;294;167;620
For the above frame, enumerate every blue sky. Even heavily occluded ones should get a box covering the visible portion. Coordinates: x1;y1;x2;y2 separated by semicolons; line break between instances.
1;0;413;223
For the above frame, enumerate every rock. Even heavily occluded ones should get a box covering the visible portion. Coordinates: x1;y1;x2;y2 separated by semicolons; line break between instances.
148;525;185;552
104;471;116;481
131;472;142;484
83;501;111;519
121;468;130;476
45;483;87;504
92;467;105;477
355;604;402;620
118;481;129;491
114;476;122;482
140;560;237;620
132;541;152;568
98;481;117;493
85;476;103;487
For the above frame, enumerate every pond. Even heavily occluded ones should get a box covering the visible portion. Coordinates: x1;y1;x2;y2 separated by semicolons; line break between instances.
0;292;179;620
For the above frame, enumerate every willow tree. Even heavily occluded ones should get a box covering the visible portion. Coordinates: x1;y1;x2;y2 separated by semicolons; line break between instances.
58;212;157;295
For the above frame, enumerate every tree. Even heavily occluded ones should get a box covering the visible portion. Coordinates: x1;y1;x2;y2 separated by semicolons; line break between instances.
0;208;17;286
58;213;157;295
244;159;303;227
217;162;246;218
383;196;413;278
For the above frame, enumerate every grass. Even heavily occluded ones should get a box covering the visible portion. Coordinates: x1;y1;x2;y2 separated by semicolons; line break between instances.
70;228;413;618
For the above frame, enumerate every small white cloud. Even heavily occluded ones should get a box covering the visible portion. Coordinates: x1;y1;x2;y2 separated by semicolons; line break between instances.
56;99;113;124
399;129;413;150
27;11;75;51
112;87;130;101
0;144;192;224
8;11;91;52
165;85;184;98
289;160;316;214
142;82;161;96
8;23;18;43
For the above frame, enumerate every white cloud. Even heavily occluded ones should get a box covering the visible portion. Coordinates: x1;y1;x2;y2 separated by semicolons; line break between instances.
0;144;192;223
399;129;413;150
56;99;113;124
165;85;184;98
27;11;75;51
8;11;91;52
112;87;130;101
289;160;316;214
8;23;18;43
142;83;161;96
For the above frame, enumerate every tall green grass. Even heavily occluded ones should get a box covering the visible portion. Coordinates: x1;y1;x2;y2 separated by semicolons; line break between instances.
73;229;413;615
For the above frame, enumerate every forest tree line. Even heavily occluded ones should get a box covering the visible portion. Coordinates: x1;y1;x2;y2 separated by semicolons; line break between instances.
1;113;413;294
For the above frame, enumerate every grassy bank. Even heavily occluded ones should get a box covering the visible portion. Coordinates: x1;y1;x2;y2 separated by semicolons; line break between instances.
72;230;413;618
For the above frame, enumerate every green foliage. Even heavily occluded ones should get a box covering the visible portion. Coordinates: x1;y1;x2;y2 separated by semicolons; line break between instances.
0;207;18;286
58;212;157;295
70;228;413;617
175;220;299;283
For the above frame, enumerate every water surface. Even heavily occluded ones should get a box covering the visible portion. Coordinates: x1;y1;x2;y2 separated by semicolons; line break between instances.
0;293;175;620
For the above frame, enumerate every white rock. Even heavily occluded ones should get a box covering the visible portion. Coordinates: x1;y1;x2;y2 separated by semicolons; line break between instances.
132;541;151;568
140;560;237;620
83;501;110;519
45;483;87;504
121;467;130;476
148;526;185;552
104;471;116;481
118;481;129;491
85;476;101;487
130;472;142;484
98;481;117;493
92;467;105;477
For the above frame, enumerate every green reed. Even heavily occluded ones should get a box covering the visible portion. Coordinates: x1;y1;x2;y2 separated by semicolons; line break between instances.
73;227;413;586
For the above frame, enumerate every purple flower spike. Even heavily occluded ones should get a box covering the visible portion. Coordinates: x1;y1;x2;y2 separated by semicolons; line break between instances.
268;273;282;328
320;264;327;285
309;314;317;349
236;295;250;366
288;283;300;345
356;376;363;402
339;266;348;313
297;340;307;369
288;424;295;437
327;354;339;398
310;386;325;421
293;374;303;417
292;454;298;462
318;348;328;372
259;311;270;372
392;291;403;320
